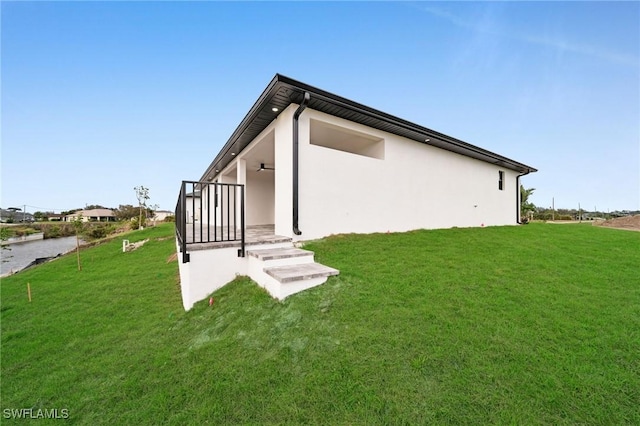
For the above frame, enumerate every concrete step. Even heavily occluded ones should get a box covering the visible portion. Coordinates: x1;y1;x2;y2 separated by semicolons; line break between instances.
264;263;340;284
247;247;314;261
247;247;314;268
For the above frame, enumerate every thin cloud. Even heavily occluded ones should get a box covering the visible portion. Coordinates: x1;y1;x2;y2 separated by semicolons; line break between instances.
522;34;639;67
421;5;476;31
419;4;639;68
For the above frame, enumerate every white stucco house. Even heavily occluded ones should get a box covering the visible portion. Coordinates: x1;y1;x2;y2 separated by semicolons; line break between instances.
152;210;174;222
175;74;536;310
65;208;116;222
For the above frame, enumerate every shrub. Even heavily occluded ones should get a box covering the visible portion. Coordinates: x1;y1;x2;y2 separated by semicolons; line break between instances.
34;223;77;239
47;225;61;238
84;224;107;240
130;217;146;230
8;226;38;237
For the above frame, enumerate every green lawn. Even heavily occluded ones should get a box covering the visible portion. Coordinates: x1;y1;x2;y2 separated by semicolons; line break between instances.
1;223;639;424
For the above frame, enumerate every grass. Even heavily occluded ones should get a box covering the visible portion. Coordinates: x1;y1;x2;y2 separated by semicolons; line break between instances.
1;223;639;424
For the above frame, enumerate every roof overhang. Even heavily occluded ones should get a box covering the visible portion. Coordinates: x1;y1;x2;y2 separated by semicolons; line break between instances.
200;74;537;181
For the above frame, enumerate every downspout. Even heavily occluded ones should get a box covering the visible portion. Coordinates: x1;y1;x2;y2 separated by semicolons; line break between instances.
293;92;310;235
516;170;530;224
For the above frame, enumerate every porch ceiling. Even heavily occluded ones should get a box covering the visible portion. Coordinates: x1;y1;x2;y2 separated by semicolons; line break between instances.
242;131;275;173
200;74;537;182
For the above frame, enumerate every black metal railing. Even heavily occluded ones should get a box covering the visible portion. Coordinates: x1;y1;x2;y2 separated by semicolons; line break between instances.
175;181;245;263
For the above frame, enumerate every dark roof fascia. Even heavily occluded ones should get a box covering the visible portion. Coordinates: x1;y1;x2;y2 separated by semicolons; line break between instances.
200;74;284;181
200;74;537;181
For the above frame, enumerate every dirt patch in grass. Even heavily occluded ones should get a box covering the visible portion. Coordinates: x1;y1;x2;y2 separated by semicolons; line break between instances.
593;215;640;231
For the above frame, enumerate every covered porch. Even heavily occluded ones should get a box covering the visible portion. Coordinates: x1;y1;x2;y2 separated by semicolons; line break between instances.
175;178;282;263
174;178;338;311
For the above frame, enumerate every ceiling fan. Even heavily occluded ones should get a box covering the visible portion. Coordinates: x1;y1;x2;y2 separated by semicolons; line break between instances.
257;163;275;172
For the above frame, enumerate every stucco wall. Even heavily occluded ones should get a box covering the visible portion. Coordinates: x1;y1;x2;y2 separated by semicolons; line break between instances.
176;242;248;310
294;109;519;241
205;103;521;241
273;106;295;238
246;171;275;226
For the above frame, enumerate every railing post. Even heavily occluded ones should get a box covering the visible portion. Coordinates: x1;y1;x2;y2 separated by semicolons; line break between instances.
207;183;211;241
214;183;218;241
226;184;230;242
199;182;203;243
175;188;181;256
190;181;196;245
180;181;189;263
239;184;245;257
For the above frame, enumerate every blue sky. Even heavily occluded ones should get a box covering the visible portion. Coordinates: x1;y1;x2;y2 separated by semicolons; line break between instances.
2;1;638;213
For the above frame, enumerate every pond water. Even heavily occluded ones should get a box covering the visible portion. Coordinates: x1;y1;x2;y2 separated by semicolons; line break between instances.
1;237;80;277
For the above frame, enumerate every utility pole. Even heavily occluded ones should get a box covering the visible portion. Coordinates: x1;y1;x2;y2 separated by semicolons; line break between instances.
552;197;555;221
578;202;581;222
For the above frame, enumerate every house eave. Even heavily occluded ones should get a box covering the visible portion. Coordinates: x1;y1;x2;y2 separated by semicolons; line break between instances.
200;74;537;181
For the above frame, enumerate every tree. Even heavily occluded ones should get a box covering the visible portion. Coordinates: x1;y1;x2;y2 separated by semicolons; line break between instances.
148;204;159;226
134;186;150;230
114;204;139;221
520;185;536;219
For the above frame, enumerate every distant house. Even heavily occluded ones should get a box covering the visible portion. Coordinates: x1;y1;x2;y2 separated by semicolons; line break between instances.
47;214;64;221
152;210;173;222
65;209;116;222
174;74;537;310
184;191;201;224
0;208;34;223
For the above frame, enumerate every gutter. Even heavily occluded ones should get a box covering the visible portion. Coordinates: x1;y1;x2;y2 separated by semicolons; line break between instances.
292;92;310;236
200;74;536;183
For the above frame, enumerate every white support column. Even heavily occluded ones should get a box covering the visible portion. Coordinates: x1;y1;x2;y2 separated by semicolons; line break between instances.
236;158;246;230
274;106;295;238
